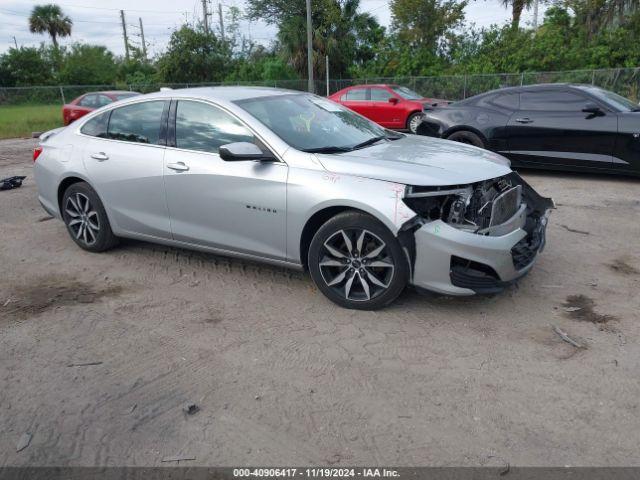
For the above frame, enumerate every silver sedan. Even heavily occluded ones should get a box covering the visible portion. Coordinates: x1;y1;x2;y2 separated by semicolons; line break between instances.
34;87;553;309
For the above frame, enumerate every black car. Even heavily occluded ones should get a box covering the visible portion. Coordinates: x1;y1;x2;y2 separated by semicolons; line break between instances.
418;83;640;176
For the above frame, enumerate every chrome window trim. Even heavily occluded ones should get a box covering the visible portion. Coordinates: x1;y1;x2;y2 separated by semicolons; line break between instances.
75;96;286;164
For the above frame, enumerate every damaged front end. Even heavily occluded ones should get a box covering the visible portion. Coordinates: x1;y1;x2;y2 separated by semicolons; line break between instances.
400;172;554;295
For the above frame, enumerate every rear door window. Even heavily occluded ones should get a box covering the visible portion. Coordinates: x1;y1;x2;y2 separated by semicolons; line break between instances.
107;101;166;144
343;88;368;101
78;94;97;107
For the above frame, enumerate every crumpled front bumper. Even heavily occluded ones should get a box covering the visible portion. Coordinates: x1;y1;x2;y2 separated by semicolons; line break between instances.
409;182;551;295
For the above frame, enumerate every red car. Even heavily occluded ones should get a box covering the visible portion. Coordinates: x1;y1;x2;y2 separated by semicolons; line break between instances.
329;84;448;134
62;90;141;125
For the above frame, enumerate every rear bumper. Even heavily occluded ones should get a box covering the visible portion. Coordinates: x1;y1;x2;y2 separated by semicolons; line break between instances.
410;211;549;295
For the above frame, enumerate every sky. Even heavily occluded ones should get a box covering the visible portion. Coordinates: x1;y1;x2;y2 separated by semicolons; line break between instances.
0;0;547;57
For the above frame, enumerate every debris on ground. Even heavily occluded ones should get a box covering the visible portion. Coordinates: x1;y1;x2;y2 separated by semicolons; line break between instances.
1;176;26;191
123;404;137;415
563;295;616;324
66;361;103;367
183;403;199;415
552;325;585;349
16;433;32;452
3;298;11;307
608;257;640;276
37;216;54;222
560;224;590;235
161;455;196;463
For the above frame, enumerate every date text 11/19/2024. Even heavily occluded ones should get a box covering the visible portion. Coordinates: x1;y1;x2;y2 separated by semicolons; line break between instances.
233;468;400;478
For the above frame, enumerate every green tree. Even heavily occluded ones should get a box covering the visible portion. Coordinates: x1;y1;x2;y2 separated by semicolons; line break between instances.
156;25;232;83
0;46;55;87
246;0;384;80
28;4;73;50
58;44;118;85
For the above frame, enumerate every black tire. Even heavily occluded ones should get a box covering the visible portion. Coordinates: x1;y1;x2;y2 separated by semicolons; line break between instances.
446;130;485;148
308;211;409;310
61;181;118;252
406;112;424;134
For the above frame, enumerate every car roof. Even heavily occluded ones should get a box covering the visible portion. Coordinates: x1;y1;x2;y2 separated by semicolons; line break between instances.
132;86;302;102
475;83;590;96
84;90;138;96
343;84;395;89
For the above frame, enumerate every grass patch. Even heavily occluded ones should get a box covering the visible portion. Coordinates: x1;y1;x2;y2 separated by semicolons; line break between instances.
0;104;62;139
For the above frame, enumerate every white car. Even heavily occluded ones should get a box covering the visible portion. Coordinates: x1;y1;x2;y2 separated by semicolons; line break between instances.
34;87;553;309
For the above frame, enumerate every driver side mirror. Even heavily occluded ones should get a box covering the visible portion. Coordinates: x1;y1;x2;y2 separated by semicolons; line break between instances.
388;97;399;105
582;103;605;116
219;142;277;162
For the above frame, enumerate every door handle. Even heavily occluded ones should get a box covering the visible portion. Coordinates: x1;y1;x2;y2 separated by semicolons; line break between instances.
515;117;533;124
167;162;189;172
90;152;109;161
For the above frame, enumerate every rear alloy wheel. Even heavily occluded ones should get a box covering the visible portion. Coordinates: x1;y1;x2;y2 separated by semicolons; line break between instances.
308;211;408;310
62;182;118;252
447;130;485;148
407;112;424;134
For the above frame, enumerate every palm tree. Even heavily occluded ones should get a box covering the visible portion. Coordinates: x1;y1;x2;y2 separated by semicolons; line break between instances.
501;0;534;29
28;4;73;50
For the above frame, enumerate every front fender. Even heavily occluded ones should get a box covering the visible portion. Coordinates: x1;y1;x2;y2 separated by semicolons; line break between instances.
286;168;417;263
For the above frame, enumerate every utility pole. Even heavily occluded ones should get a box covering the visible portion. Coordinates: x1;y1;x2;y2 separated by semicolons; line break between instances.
120;10;130;61
306;0;314;93
202;0;209;34
325;55;329;97
533;0;539;29
139;17;147;60
218;3;225;41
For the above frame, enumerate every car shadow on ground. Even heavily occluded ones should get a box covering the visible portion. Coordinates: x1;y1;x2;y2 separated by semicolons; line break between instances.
116;237;502;312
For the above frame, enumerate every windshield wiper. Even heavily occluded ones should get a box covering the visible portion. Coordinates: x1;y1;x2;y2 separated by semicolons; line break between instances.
350;135;387;150
301;145;352;153
385;131;405;140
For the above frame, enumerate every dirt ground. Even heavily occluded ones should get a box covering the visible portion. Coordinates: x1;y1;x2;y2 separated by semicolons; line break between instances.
1;137;639;467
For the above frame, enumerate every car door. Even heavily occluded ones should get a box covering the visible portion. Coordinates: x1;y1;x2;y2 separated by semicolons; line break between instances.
368;87;403;128
340;88;372;118
506;89;617;169
81;100;172;239
163;99;288;260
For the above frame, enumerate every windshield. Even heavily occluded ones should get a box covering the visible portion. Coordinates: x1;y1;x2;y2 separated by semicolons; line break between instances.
236;94;393;152
390;86;423;100
576;86;638;112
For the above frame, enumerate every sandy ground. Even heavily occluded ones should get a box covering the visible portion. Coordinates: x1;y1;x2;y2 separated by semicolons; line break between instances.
1;137;639;467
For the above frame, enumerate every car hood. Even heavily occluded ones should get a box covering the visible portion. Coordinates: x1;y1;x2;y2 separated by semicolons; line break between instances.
314;135;512;187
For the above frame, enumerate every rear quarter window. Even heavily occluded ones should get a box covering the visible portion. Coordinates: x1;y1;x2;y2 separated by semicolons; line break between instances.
80;111;110;138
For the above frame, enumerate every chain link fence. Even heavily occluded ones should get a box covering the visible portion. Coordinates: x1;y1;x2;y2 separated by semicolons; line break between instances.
1;67;639;106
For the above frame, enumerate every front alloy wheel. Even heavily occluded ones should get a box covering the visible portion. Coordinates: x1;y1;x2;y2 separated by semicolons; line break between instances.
320;229;394;302
308;211;409;310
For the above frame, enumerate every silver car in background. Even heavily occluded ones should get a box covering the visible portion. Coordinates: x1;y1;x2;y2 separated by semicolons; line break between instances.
34;87;553;309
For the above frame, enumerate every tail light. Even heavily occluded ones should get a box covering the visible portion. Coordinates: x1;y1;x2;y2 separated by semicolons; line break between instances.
33;146;43;162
